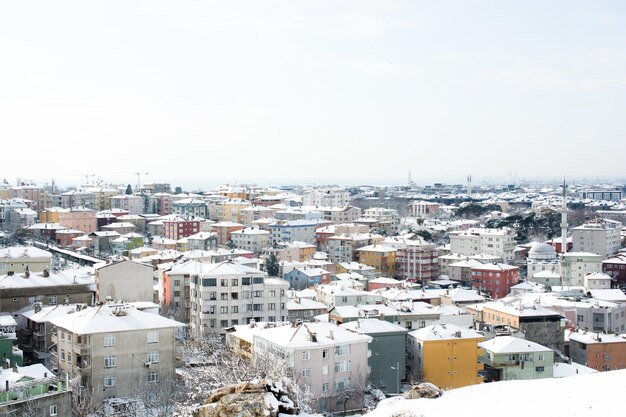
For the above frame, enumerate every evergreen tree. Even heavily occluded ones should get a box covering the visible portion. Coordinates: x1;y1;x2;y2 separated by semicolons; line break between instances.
266;253;279;277
125;184;133;194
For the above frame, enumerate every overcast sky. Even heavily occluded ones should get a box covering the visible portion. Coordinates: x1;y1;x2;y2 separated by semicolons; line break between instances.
1;1;625;190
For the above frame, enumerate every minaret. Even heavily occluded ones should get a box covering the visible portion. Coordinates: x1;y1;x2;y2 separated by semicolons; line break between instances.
467;174;472;195
408;170;413;185
560;180;568;254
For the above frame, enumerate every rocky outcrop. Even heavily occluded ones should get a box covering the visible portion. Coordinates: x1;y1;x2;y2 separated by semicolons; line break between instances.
402;383;443;400
194;379;299;417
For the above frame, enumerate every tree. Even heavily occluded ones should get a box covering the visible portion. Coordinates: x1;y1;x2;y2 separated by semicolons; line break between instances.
125;184;133;195
71;385;104;417
174;186;183;195
226;240;236;250
265;252;280;277
133;374;183;417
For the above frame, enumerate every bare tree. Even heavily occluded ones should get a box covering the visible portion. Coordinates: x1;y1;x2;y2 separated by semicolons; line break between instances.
133;374;183;417
71;383;104;417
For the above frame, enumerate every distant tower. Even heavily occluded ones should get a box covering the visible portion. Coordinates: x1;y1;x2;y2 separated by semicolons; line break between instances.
467;174;472;195
408;170;413;185
560;180;568;255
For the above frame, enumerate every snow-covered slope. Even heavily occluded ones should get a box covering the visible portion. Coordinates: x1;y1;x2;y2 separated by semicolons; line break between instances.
366;370;626;417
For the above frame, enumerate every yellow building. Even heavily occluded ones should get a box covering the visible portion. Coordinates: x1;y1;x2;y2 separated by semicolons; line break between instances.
408;324;485;390
39;207;68;223
219;199;252;223
356;244;396;277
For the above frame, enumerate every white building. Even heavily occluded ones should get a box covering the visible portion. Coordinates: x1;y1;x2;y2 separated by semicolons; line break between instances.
449;228;517;263
94;259;154;303
269;220;318;245
303;188;351;207
560;252;603;287
110;194;145;215
572;219;622;259
527;242;561;280
230;227;270;254
188;262;289;335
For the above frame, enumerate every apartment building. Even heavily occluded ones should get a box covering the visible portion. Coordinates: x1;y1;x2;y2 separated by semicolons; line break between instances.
60;190;97;209
50;303;183;404
94;259;154;303
363;207;400;235
0;246;52;274
561;252;603;287
269;220;318;245
470;263;519;299
572;219;622;259
407;324;485;390
188;262;289;335
382;237;439;283
109;194;144;214
58;207;98;234
230;227;270;254
327;233;384;264
251;322;372;413
449;228;517;263
163;217;201;240
569;330;626;371
357;245;396;277
172;198;208;218
303;188;351;207
479;336;554;382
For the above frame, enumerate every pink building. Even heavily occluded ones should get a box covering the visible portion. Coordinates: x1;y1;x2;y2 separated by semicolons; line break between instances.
211;221;245;245
368;277;403;291
56;229;85;247
58;208;97;234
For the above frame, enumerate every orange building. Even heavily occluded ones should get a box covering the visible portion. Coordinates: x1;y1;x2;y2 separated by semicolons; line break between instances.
569;330;626;371
357;244;397;276
57;208;97;234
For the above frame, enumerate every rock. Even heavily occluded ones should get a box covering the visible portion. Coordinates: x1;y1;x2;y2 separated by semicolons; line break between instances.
402;383;443;400
193;379;300;417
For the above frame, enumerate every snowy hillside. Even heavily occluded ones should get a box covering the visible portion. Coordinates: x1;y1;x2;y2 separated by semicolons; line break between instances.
365;369;626;417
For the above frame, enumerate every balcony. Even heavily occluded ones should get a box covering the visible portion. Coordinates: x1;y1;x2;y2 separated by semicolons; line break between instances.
73;344;92;355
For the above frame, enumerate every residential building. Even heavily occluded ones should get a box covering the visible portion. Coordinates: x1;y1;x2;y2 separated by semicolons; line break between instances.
109;194;144;214
283;268;332;290
94;259;154;303
569;330;626;371
0;246;52;274
240;206;275;225
383;236;439;283
172;198;208;218
0;267;94;313
302;206;362;224
188;262;289;335
602;254;626;287
342;319;407;394
269;220;318;245
328;233;384;264
572;219;622;259
470;263;519;299
148;192;173;215
449;228;517;263
230;227;270;254
211;221;245;245
286;298;329;323
407;324;485;389
100;222;137;236
303;187;350;207
252;322;372;413
9;185;50;212
357;245;396;277
561;252;603;287
50;303;183;405
478;336;554;382
58;207;98;234
218;198;252;223
316;223;369;251
363;207;400;235
481;300;565;353
163;217;201;240
60;190;97;209
5;207;37;231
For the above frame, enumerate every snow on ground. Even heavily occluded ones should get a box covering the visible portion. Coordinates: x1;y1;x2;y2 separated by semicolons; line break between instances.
365;369;626;417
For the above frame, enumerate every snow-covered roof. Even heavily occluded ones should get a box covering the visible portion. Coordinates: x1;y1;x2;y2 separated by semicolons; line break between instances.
0;246;53;259
254;322;372;349
49;304;184;334
409;324;483;341
552;362;598;378
587;289;626;303
341;318;407;335
0;267;94;289
287;298;328;311
568;330;626;345
478;335;551;354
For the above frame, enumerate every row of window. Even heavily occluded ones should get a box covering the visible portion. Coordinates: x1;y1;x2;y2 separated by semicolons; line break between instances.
104;372;159;387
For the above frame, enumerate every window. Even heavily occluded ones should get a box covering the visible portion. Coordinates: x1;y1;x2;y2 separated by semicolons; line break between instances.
605;354;611;361
537;353;545;362
50;405;58;416
231;279;238;286
104;356;116;368
334;377;350;390
231;306;239;313
104;376;116;387
535;366;545;372
221;293;228;300
221;279;228;287
322;365;329;375
269;290;276;297
104;335;116;347
220;320;228;327
242;277;251;285
220;306;228;314
268;303;276;311
49;295;58;305
302;368;311;377
253;277;263;284
147;332;159;343
254;290;263;298
322;349;329;359
174;279;181;286
322;383;329;393
334;344;350;356
302;350;310;360
147;352;159;364
61;350;65;362
334;360;351;373
202;278;216;287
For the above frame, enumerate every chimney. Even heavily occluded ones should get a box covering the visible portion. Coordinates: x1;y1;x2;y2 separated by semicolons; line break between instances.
12;362;18;373
24;270;30;279
7;271;14;276
43;269;50;278
329;330;334;340
34;303;42;313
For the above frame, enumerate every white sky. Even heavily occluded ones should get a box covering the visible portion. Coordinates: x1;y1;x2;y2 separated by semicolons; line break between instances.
1;1;625;189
